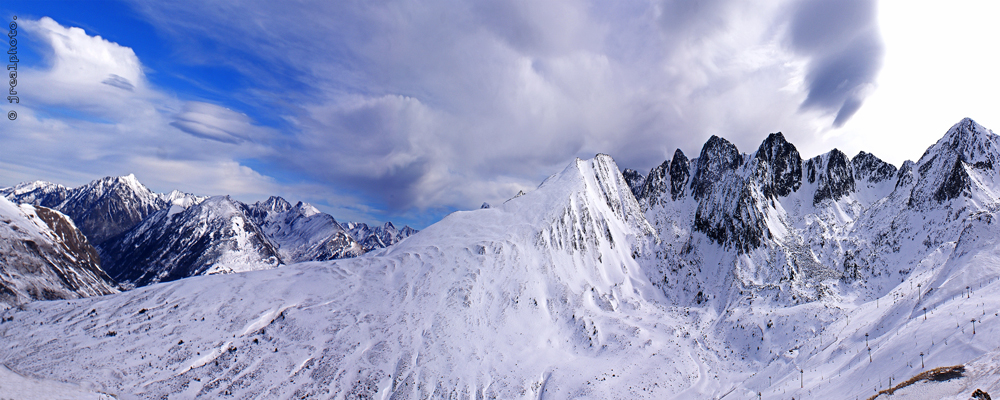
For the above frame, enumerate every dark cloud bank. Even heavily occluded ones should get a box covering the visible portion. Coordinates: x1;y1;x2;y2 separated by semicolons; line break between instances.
124;0;884;222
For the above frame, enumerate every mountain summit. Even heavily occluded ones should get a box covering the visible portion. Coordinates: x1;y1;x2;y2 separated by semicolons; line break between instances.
2;176;417;289
2;174;166;245
4;118;1000;398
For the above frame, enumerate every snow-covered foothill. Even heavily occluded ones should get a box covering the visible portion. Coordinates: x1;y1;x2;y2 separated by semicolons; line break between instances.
0;196;117;307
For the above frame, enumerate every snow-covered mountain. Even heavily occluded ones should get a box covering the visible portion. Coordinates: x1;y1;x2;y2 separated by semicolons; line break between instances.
0;180;70;207
247;196;364;262
0;196;117;306
341;221;418;252
4;118;1000;398
97;196;283;288
3;176;413;289
96;193;390;288
160;189;208;209
2;174;166;245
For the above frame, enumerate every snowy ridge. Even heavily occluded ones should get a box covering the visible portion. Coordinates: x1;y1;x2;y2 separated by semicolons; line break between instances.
248;196;364;263
0;196;117;306
97;196;282;288
0;154;699;398
341;221;419;252
3;174;167;245
0;180;70;207
160;189;208;209
5;118;1000;398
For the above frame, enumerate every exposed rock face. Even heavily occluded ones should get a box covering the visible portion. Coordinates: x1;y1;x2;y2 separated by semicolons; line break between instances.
691;136;742;201
907;118;1000;208
98;196;282;288
808;149;856;205
895;160;916;189
692;176;769;253
689;137;772;253
0;197;117;305
934;157;971;202
852;151;897;184
754;132;802;198
669;149;691;201
622;168;645;201
640;160;670;205
3;175;166;245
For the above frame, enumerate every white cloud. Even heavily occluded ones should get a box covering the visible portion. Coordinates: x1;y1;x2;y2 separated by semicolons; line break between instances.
129;157;279;197
21;17;149;114
0;18;311;216
29;1;983;226
170;102;274;144
122;0;853;215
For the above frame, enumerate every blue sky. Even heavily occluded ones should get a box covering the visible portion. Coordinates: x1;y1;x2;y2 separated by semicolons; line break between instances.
2;1;999;229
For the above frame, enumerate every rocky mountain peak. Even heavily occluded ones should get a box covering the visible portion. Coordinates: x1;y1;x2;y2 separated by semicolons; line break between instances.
639;160;671;205
928;117;999;170
753;132;802;198
88;174;150;196
58;175;166;245
807;149;855;205
851;151;897;184
691;135;742;200
669;149;691;201
906;118;1000;208
258;196;293;213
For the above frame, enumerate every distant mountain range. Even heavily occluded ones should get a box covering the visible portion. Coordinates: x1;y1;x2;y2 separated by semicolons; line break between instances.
6;118;1000;398
1;175;416;294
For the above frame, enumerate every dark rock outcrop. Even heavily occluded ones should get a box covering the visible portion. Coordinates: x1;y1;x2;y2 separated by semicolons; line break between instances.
691;136;742;201
0;197;117;305
852;151;897;184
622;168;645;201
669;149;691;201
809;149;856;205
754;132;802;199
640;160;670;205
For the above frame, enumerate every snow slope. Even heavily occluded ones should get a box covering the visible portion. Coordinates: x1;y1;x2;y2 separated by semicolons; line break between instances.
248;196;364;262
0;196;117;307
0;154;717;398
4;119;1000;399
97;196;282;288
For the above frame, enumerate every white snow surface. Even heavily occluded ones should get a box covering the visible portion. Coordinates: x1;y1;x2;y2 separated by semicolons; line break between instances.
160;190;208;209
0;197;117;306
0;365;114;399
5;121;1000;398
